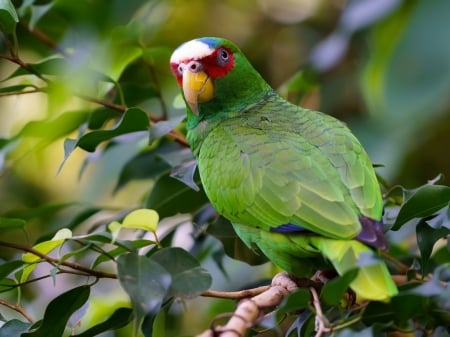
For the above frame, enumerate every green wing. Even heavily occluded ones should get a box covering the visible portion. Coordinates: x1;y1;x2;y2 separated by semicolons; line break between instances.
197;94;382;240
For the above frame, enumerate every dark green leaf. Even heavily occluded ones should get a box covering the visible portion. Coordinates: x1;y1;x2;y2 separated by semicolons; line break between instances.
28;3;53;29
92;239;155;267
0;260;24;279
409;264;450;302
114;145;172;192
151;247;212;298
4;202;74;221
149;114;185;143
87;107;121;130
0;0;18;34
0;84;36;93
321;269;358;306
362;301;394;325
276;288;310;319
145;174;208;219
58;138;78;174
207;216;268;266
117;253;171;334
72;307;133;337
5;57;68;80
0;319;32;337
0;217;25;229
77;108;149;152
170;159;199;191
416;221;450;275
22;285;90;337
392;185;450;230
0;278;16;293
19;110;89;142
115;82;159;106
426;205;450;229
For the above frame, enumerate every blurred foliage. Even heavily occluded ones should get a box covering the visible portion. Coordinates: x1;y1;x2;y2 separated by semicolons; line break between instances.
0;0;449;336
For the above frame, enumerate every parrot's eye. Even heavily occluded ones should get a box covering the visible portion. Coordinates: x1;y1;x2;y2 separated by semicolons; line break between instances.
217;48;230;66
177;64;185;75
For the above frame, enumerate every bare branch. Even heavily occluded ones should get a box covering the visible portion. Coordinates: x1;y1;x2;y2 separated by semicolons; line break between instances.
0;299;34;323
0;240;117;279
196;272;301;337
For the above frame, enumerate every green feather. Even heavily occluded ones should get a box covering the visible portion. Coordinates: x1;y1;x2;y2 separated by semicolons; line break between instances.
173;37;397;301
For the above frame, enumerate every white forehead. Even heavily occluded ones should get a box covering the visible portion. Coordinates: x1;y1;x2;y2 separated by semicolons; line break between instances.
170;40;214;64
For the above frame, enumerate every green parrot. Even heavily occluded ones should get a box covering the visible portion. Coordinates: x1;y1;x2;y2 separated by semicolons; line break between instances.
170;37;398;301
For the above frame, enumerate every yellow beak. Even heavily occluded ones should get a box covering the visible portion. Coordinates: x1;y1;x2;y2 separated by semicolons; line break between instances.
182;69;214;115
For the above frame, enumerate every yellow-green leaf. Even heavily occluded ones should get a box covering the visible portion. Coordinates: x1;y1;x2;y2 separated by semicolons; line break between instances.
122;209;159;232
21;228;72;282
108;221;122;243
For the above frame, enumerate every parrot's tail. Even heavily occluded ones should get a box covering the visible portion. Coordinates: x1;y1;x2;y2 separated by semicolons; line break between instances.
311;238;398;302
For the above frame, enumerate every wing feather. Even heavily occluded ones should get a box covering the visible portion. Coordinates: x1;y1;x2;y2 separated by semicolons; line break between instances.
197;95;382;240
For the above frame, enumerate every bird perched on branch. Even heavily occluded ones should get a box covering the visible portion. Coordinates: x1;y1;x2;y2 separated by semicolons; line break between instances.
170;37;398;301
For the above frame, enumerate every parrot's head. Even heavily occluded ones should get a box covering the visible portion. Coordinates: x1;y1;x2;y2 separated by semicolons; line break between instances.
170;37;271;117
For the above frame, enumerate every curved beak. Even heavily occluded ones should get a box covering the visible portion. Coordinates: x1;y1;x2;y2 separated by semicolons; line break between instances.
182;61;214;115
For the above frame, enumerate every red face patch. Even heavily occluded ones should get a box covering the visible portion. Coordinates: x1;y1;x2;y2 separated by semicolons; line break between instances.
170;46;235;86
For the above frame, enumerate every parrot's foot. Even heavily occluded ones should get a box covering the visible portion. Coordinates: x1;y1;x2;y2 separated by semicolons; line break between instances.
311;269;338;284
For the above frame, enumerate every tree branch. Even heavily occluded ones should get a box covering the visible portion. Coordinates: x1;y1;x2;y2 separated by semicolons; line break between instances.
196;272;301;337
0;240;117;279
0;299;34;323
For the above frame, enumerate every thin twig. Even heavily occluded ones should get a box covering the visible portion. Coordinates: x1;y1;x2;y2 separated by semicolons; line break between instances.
20;21;66;55
0;299;34;323
201;286;270;300
310;287;331;337
0;240;117;279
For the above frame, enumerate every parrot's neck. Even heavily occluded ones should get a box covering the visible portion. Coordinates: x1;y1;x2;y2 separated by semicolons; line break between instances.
185;59;274;156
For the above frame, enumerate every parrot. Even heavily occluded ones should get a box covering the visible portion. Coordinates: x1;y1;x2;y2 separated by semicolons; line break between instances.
170;37;398;302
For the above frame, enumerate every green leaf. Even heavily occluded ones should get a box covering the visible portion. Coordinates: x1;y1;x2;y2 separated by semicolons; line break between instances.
87;107;121;130
0;84;36;93
0;278;16;293
21;285;90;337
117;253;171;336
0;319;32;337
76;108;149;152
149;114;185;143
114;145;171;191
321;269;358;306
207;215;268;266
21;228;72;283
122;209;159;232
0;260;24;279
170;159;199;192
28;3;53;29
145;174;208;219
276;288;310;319
0;217;25;229
17;111;90;147
0;0;19;34
362;301;395;325
151;247;212;298
409;264;450;301
416;221;450;275
5;57;69;80
92;239;155;267
72;307;133;337
4;202;74;221
392;184;450;230
115;83;159;106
